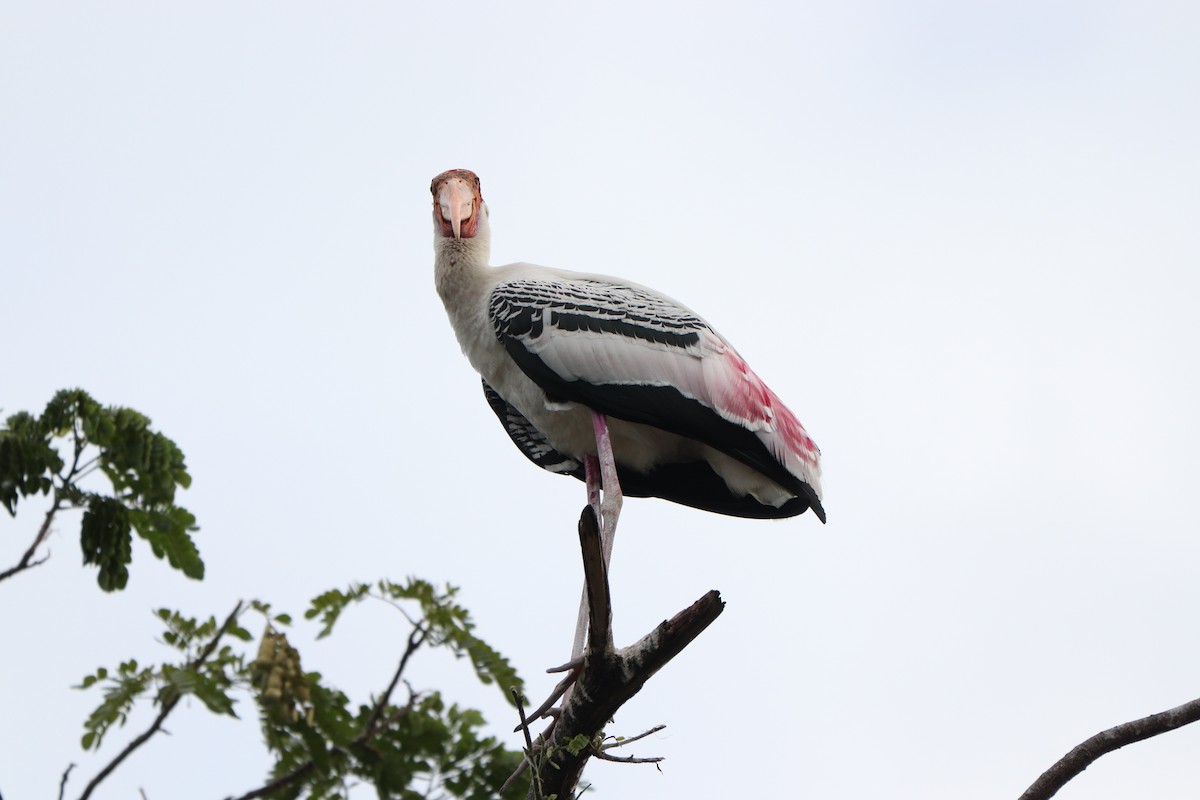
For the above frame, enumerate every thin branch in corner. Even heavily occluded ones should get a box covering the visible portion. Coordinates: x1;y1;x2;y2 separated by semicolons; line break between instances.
1019;695;1200;800
58;763;75;800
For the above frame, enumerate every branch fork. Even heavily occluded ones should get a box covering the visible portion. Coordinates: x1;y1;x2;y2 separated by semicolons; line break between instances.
512;506;725;797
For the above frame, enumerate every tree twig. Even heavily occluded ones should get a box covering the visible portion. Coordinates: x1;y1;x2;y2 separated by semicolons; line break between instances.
2;421;90;584
77;601;246;800
57;763;75;800
1019;695;1200;800
0;498;62;583
591;750;663;764
601;724;666;751
499;688;538;798
225;761;316;800
357;624;426;743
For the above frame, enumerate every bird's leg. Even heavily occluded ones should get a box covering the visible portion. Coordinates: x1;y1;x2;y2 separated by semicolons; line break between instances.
574;414;623;657
569;455;604;662
557;416;623;713
590;411;623;567
584;454;602;527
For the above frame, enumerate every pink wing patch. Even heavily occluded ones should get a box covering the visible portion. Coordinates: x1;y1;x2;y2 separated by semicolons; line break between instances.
705;338;821;471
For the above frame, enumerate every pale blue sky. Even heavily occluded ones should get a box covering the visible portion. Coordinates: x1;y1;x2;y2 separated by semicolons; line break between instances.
3;2;1199;798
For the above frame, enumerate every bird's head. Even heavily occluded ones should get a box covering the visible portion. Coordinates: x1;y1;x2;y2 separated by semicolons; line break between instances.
431;169;486;241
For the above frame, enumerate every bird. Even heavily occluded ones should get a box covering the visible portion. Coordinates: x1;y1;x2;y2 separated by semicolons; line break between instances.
430;168;824;660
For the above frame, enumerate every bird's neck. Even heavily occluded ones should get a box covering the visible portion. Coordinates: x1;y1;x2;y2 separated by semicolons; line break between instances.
434;233;493;319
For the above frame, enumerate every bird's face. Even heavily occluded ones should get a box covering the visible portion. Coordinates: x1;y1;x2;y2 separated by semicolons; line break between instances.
431;169;484;240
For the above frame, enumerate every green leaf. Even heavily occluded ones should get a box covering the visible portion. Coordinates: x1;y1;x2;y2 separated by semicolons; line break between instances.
77;663;153;750
305;584;371;639
80;495;132;591
565;734;592;756
306;681;357;748
0;410;62;515
42;388;100;435
163;665;238;717
96;407;190;506
129;505;204;580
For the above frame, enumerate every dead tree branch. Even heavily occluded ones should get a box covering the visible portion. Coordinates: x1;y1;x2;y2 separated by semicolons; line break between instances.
601;724;666;751
1019;695;1200;800
523;506;725;798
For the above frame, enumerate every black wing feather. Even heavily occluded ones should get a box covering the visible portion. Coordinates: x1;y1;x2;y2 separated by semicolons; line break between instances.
482;379;813;519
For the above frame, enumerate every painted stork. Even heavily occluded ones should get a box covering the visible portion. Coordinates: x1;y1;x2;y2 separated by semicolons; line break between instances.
431;169;824;657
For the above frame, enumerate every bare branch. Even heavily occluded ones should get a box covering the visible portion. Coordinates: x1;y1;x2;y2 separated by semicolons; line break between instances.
591;750;663;764
1019;695;1200;800
369;680;419;732
357;623;427;743
0;498;62;583
225;761;316;800
499;688;536;798
77;601;246;800
579;505;612;653
58;763;75;800
601;724;666;751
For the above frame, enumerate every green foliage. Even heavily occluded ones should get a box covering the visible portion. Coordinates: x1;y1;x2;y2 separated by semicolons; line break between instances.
77;587;528;800
565;734;593;757
80;496;132;591
130;506;204;579
305;578;522;701
0;410;62;513
1;388;201;589
12;389;529;799
254;683;526;800
77;660;154;751
78;610;248;750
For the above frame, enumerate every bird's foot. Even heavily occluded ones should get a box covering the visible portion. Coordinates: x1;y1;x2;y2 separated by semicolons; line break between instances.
514;657;583;732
